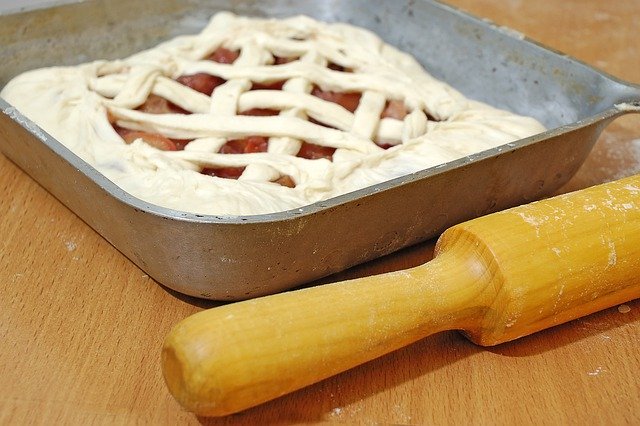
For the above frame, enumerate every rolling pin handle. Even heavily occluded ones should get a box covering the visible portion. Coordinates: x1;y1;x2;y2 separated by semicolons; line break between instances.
161;244;495;416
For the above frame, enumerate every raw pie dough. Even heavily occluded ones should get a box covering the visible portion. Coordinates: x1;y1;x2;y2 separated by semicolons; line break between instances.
1;12;545;216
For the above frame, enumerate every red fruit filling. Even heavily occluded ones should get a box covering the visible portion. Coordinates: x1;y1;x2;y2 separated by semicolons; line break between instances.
274;56;297;65
311;86;361;113
239;108;280;116
296;141;336;160
137;94;189;115
206;47;240;64
201;166;246;179
120;130;177;151
176;73;225;96
381;100;408;120
219;136;269;154
251;80;286;91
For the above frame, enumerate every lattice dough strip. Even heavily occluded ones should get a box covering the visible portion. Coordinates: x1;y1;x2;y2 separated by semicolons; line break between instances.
104;76;382;138
90;73;127;99
94;71;211;113
350;91;387;139
239;91;354;131
106;74;408;143
153;77;211;114
170;151;289;168
169;34;228;63
110;66;159;109
168;150;333;186
110;107;382;153
377;119;405;142
227;36;310;60
239;163;281;182
180;61;418;102
266;108;305;156
402;110;429;142
267;50;325;157
101;15;445;173
183;137;229;154
209;40;270;116
228;35;359;70
209;79;252;116
99;58;417;148
97;64;436;143
103;78;407;143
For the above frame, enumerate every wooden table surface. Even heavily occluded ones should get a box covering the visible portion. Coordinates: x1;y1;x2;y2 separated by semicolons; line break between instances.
1;1;639;424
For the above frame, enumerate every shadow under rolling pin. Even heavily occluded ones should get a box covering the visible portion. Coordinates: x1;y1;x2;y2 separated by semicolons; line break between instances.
161;174;640;416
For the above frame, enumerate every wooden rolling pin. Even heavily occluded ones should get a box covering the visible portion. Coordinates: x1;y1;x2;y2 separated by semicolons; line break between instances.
161;174;640;416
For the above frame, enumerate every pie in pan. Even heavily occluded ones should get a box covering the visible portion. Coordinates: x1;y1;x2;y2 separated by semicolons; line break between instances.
0;12;544;216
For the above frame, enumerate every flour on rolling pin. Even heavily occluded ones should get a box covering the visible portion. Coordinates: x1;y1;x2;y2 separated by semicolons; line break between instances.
162;174;640;416
618;304;631;314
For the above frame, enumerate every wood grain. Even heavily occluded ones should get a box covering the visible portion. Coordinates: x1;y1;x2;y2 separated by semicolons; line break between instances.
1;1;639;424
161;174;640;416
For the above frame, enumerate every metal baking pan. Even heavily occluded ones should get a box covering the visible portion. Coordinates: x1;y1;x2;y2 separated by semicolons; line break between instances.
1;0;639;300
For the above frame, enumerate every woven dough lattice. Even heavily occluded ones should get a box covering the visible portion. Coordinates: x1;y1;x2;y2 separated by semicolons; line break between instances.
1;12;545;215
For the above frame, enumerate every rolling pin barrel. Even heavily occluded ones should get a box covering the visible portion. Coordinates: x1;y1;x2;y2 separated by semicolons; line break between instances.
162;174;640;416
443;174;640;345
